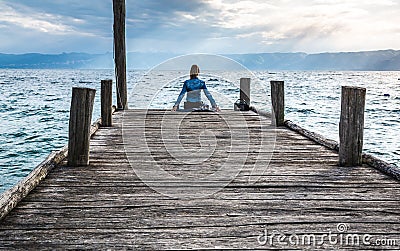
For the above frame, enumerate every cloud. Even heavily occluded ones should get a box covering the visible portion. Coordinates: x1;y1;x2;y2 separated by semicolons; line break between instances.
0;1;113;53
196;0;400;53
0;3;75;34
3;1;112;37
0;0;399;53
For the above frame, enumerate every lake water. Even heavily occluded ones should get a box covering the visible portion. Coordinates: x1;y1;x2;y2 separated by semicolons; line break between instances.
0;69;399;194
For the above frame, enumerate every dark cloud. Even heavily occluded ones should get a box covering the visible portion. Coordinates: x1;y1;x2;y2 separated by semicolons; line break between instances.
5;1;214;38
5;1;113;37
126;1;218;37
123;1;226;51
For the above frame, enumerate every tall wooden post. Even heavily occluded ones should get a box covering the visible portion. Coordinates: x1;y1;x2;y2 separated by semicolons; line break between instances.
113;0;128;110
101;80;113;127
240;78;251;105
68;87;96;166
271;81;285;126
339;86;366;166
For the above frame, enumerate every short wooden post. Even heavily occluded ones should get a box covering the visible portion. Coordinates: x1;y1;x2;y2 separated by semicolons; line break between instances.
113;0;128;110
101;80;113;127
339;86;366;166
68;87;96;167
240;78;251;105
271;81;285;126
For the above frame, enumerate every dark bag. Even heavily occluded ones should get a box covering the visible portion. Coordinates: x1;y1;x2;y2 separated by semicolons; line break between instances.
234;99;250;111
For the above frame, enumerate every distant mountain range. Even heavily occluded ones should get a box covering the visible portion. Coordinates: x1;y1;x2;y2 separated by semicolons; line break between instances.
1;50;400;70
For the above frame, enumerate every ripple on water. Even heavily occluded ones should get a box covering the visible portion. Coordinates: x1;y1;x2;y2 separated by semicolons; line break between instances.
288;108;316;114
39;117;55;123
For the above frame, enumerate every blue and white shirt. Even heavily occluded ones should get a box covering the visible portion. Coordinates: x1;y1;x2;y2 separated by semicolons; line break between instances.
174;78;217;107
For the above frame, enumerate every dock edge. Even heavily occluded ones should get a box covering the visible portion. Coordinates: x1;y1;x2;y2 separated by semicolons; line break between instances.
0;106;117;220
250;106;400;181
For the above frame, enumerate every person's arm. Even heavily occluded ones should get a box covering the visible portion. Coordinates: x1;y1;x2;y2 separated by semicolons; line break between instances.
202;83;220;111
172;82;187;111
203;88;216;107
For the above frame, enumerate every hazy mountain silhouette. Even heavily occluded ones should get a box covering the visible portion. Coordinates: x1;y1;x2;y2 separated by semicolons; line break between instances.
1;50;400;70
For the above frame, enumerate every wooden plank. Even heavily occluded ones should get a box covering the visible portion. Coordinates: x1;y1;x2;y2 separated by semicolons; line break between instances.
1;109;399;250
0;107;117;221
284;115;400;181
0;146;67;220
0;225;399;249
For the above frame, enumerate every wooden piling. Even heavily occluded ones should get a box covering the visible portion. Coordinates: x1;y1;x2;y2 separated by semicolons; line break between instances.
271;81;285;126
101;80;113;127
68;87;96;167
240;78;251;105
113;0;128;110
339;86;366;166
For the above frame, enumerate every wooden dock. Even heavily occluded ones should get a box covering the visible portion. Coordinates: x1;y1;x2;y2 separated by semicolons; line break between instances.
1;109;399;249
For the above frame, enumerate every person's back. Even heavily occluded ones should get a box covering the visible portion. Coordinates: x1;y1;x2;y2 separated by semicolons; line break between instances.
172;65;220;111
184;78;206;103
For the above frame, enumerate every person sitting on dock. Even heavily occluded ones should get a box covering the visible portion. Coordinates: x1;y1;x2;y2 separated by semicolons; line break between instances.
172;64;220;112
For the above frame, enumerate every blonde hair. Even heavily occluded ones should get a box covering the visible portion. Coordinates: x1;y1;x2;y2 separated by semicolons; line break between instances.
190;64;200;77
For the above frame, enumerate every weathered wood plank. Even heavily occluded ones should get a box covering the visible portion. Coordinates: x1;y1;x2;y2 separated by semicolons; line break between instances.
0;225;399;250
0;146;67;220
0;107;117;221
1;109;399;250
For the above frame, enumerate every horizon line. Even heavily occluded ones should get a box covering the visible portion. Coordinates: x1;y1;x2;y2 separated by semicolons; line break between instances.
1;48;399;56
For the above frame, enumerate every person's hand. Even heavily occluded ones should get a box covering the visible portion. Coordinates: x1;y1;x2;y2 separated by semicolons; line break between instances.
172;106;178;112
214;106;221;112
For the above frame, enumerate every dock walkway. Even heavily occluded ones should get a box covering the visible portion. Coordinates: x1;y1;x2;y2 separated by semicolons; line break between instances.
1;110;399;249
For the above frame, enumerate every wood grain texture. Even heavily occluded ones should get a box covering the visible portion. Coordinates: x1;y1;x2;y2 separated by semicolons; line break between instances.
271;81;285;126
285;120;339;151
240;78;251;105
0;109;399;250
284;119;400;181
113;0;127;110
101;80;113;127
0;147;67;221
68;87;96;166
339;86;366;166
0;106;117;221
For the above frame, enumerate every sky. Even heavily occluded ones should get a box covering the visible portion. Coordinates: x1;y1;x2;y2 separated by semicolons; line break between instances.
0;0;399;54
